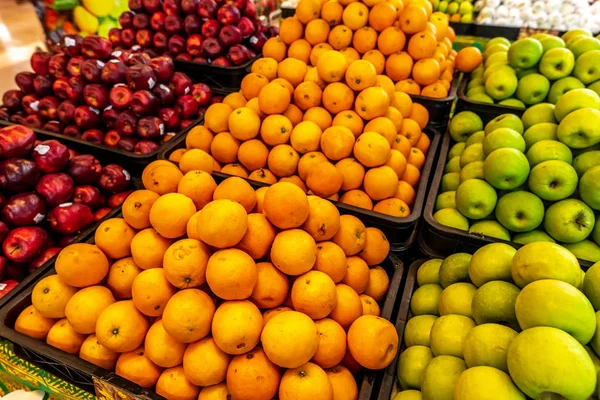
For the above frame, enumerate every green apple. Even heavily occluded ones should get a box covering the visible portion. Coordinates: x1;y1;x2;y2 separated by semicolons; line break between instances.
487;37;511;49
435;191;456;211
468;220;511;241
544;199;595;243
465;131;485;147
398;345;433;389
485;51;508;69
449;112;483;142
411;283;443;316
574;50;600;84
449;142;466;158
467;77;484;90
417;259;443;286
580;166;600;210
568;37;600;58
484;44;509;60
445;156;461;173
468;93;494;104
469;243;516;287
438;0;448;12
459;161;484;182
439;252;471;288
508;38;543;69
554;88;600;121
516;74;550;105
511;241;581;288
421;355;466;400
438;282;477;317
548;76;585;104
526;139;573;166
563;240;600;263
455;179;497;220
523;122;558;148
591;311;600;355
515;279;596;344
498;98;525;108
482;128;526;156
447;1;459;13
583;262;600;310
485;113;524;135
495;191;545;232
434;208;469;231
460;13;472;24
466;87;486;97
516;67;537;79
404;315;438;347
471;66;484;80
508;326;596;399
483;64;515;82
460;143;484;167
454;366;525;399
588;80;600;96
539;48;575;80
485;70;518;101
539;36;566;53
522;103;557;130
573;150;600;176
512;230;556;244
557;108;600;148
484;148;530;190
463;324;518;372
593;220;600;246
430;314;475;357
528;160;578;202
441;172;460;192
471;281;520;328
458;1;472;14
530;33;549;41
391;390;422;400
562;28;593;43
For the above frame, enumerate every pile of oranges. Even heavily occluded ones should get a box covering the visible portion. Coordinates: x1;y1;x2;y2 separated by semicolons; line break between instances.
15;159;399;400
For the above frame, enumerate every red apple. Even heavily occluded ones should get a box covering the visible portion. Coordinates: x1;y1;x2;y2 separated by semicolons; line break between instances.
137;116;165;139
201;19;220;37
2;227;47;262
176;54;192;61
127;64;158;91
73;185;105;209
211;94;225;103
28;247;61;272
184;15;202;35
211;56;231;66
52;77;70;100
117;138;138;151
190;83;212;106
136;29;154;49
244;0;256;17
217;4;241;25
24;115;43;129
83;84;109;109
165;15;184;35
104;130;121;147
82;129;105;144
162;0;182;15
15;72;35;94
66;56;85;78
47;203;94;235
116;110;139;136
248;32;267;51
42;121;63;133
101;60;128;85
2;90;23;112
186;34;203;57
82;36;113;60
48;53;68;77
32;139;70;173
81;59;104;83
133;13;151;30
193;56;208;63
67;154;102;184
67;77;85;103
109;85;134;110
153;32;169;52
0;125;35;160
150;11;166;31
38;96;60;120
158;107;180;130
179;119;196;129
182;0;199;13
227;0;246;10
238;16;255;37
119;11;135;28
103;106;120;129
121;28;137;48
33;75;54;95
202;37;224;58
109;190;134;208
149;56;175;82
57;101;76;125
94;207;112;221
2;192;46;226
131;90;160;115
74;105;100;129
198;0;218;18
98;164;131;193
176;95;199;119
108;28;122;46
21;94;40;115
168;35;187;55
30;52;51;76
36;173;74;207
219;25;243;47
63;125;81;138
267;25;279;38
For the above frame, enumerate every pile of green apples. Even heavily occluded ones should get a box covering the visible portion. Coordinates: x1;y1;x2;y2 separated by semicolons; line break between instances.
464;29;600;108
434;94;600;262
428;0;474;23
393;241;600;400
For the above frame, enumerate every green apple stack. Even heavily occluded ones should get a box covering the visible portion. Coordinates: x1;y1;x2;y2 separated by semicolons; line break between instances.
465;29;600;108
434;102;600;263
393;242;600;400
427;0;474;24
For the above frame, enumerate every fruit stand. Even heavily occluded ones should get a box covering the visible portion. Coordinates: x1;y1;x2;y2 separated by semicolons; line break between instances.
0;0;600;398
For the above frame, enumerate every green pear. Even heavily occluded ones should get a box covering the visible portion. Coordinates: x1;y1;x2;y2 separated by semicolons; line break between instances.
508;326;596;399
430;314;476;357
439;253;472;288
512;230;556;245
463;323;518;372
404;315;438;347
421;355;466;400
438;282;477;318
417;259;443;286
398;345;433;390
485;113;524;135
454;366;525;399
468;220;511;241
584;262;600;311
411;284;443;316
434;208;469;231
522;103;557;130
449;112;483;142
469;243;516;287
471;281;520;329
563;240;600;263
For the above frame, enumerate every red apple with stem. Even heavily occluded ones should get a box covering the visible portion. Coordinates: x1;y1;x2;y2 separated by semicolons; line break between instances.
2;227;48;262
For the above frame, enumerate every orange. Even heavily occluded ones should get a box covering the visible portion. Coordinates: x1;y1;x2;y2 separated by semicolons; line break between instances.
149;193;196;239
271;229;317;276
343;256;371;294
142;160;183;195
312;319;346;368
163;238;210;289
46;318;86;354
364;117;397;145
65;286;115;334
79;334;118;370
314;241;347;282
280;175;308;192
407;31;437;60
237;140;269;172
183;337;230;387
320;125;355;161
408;147;426;170
392;135;412;159
186;125;214;152
213;176;256;213
345;60;377;91
385;106;404;132
421;81;448;98
364;266;390;302
377;27;406;55
455;46;483;73
280;17;304;45
385;149;408;179
206;249;258;300
145;320;187;368
204;103;233;134
310;42;334;65
342;2;369;30
212;300;263;355
211;132;240;164
263;181;310;229
322;82;355;114
409;102;429;129
263;38;287;62
258;82;291;115
278;58;309;87
400;118;422;146
284;104;305;126
162;289;215;343
399;5;428;34
273;77;295;95
362;49;386;74
55;244;109;288
355;86;390;120
178;148;214;174
412;58;441;86
341;348;363;374
115;348;162;388
360;227;389;263
130;228;173;270
290;121;322;154
220;163;249;178
415;131;431;154
332;110;364;137
340;189;374;210
122;190;160;230
336;158;364;191
339;46;360;66
251;262;289;309
261;114;293;146
268;144;300;177
302;195;341;242
374;198;411;216
106;257;142;299
329;284;362;329
327;365;359;400
304;67;327;90
352;26;378;54
375;74;396;100
391;91;413;118
32;275;77;319
354;131;391;167
14;305;55;340
333;214;367;256
251;57;278;81
280;362;334;400
296;0;321;24
292;270;337;319
241;73;269;100
395;78;421;95
255;187;268;213
348;315;398;369
237;214;277;260
198;384;230;400
224;92;251;114
395;180;416;206
298;152;329;181
95;300;149;353
288;39;312;64
305;19;331;46
321;0;343;26
294;81;323;110
227;347;281;400
306;161;344;197
360;294;381;316
302;107;331;131
156;366;199;400
228;107;261;141
131;268;176;316
245;97;265;120
364;166;399;201
187;199;247;249
261;311;319;368
385;51;413;81
262;306;293;327
317;50;348;83
369;1;396;31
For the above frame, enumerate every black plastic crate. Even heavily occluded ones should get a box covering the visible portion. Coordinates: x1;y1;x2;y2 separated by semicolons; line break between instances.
420;132;594;269
473;24;520;41
409;74;460;132
450;22;474;36
281;7;295;18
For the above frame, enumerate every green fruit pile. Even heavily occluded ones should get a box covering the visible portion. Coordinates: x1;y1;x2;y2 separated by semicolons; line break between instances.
394;242;600;400
434;102;600;262
427;0;474;24
465;30;600;108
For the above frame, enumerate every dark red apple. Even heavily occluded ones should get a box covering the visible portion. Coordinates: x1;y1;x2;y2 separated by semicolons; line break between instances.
119;11;135;28
117;138;138;151
136;29;154;48
134;140;160;154
74;105;100;129
129;0;144;11
184;15;201;35
15;72;35;94
9;113;26;125
228;44;251;65
0;125;35;162
73;185;105;209
116;110;139;136
165;15;184;35
57;101;76;124
66;56;85;78
162;0;181;15
158;107;180;129
63;125;81;138
67;154;102;184
66;77;85;103
109;85;134;110
127;65;158;91
198;0;218;18
35;173;75;206
2;227;48;262
29;247;61;272
121;28;137;48
48;53;68;77
175;95;199;119
137;116;165;139
21;94;40;115
133;13;150;30
190;83;212;106
109;190;134;208
267;25;279;38
248;32;267;51
42;121;63;133
168;35;186;55
202;37;224;58
102;106;120;129
2;192;46;226
193;56;208;63
33;75;53;96
82;36;113;60
94;207;112;221
104;130;121;147
227;0;246;10
168;72;193;96
217;4;241;25
131;90;160;115
82;129;105;144
47;203;94;235
52;77;70;100
210;94;224;103
24;115;43;129
238;16;255;37
83;84;109;109
30;52;51;76
108;28;122;46
186;34;203;57
182;0;199;13
175;54;192;61
149;56;174;82
2;90;23;112
244;0;256;17
201;19;220;37
211;56;231;66
101;60;128;85
150;11;166;31
153;32;169;52
81;59;104;83
219;25;243;47
32;140;69;173
98;164;131;192
38;96;60;120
